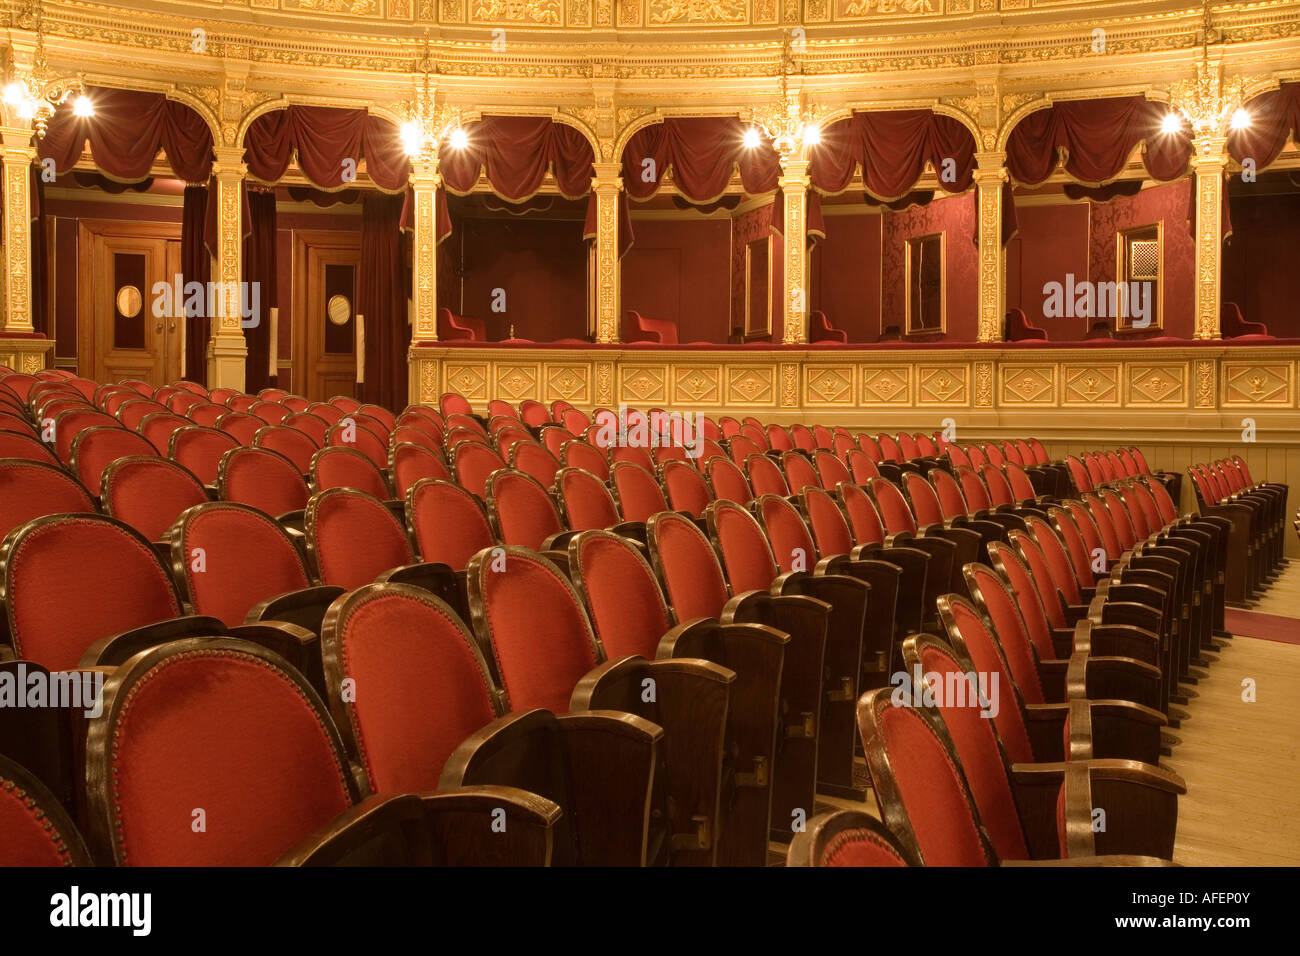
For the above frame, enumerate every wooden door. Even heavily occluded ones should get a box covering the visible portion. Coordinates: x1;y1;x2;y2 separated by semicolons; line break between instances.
78;221;183;386
294;230;361;403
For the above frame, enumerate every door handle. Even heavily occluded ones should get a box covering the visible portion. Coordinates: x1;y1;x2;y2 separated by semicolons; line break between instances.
155;322;163;333
168;320;176;333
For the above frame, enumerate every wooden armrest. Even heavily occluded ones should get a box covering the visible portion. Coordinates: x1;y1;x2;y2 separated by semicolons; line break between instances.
77;615;226;669
1065;651;1163;710
275;793;430;867
245;584;346;635
228;620;325;697
421;785;562;866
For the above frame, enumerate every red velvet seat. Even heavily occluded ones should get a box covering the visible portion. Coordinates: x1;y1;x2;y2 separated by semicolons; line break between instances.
780;450;820;493
624;309;679;344
560;439;610;482
555;466;622;532
518;399;550;428
485;468;567;552
0;514;184;670
746;453;789;497
217;446;310;517
703;456;752;505
1006;307;1048;342
167;391;206;415
509;440;561;489
254;424;319;474
1221;301;1272;340
168;425;239;485
787;810;913;867
50;408;121;464
215;410;263;445
307;402;345;425
327;421;388;471
0;752;92;866
809;311;848;344
390;442;451;497
611;460;669;523
168;500;314;630
609;443;655;473
766;424;794;452
662;458;713;518
0;459;96;542
310;446;391;499
305;487;415;589
452;442;506;501
187;401;228;427
100;456;208;543
68;426;157;490
330;395;363;415
739;423;768;451
279;413;330;449
438;307;487;342
726;435;760;466
406;478;496;570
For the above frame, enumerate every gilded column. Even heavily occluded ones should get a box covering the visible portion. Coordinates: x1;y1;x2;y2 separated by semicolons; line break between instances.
0;127;35;334
974;152;1008;343
206;147;248;390
1191;134;1227;340
778;154;809;345
407;156;440;405
592;162;622;344
410;156;440;344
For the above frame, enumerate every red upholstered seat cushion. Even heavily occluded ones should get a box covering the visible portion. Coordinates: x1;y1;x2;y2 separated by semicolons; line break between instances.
335;588;497;793
312;447;390;499
783;452;821;493
309;491;414;589
219;447;310;517
820;829;908;867
454;443;506;500
746;454;789;497
650;512;730;621
0;460;96;541
712;501;779;591
0;772;76;866
575;532;673;660
391;443;450;497
917;643;1030;861
489;470;563;550
869;478;917;535
180;505;310;627
102;457;208;542
612;461;668;522
967;564;1046;705
839;482;886;546
873;705;989;866
108;649;352;865
477;550;599;714
804;487;855;558
757;495;817;574
704;457;752;504
70;427;157;490
945;600;1035;765
4;515;180;670
662;460;712;518
408;479;495;569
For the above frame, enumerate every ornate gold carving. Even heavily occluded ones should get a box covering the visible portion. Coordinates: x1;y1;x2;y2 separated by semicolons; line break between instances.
806;366;854;405
649;0;746;24
673;366;721;404
2;153;33;332
999;363;1056;405
1222;363;1291;406
780;363;799;408
860;366;911;406
472;0;563;23
412;165;439;340
1063;364;1120;406
593;176;621;344
918;364;968;406
547;365;590;403
1191;137;1227;341
1195;359;1215;408
496;364;539;400
595;361;614;405
1126;364;1187;406
727;366;775;405
974;361;994;407
621;366;667;404
973;160;1006;344
447;363;489;400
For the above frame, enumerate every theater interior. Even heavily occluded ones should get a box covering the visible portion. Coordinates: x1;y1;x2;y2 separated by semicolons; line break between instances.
0;0;1298;896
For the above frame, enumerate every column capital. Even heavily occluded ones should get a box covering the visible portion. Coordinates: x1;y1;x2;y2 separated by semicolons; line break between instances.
0;125;36;155
1191;133;1230;165
211;145;246;171
410;155;441;185
591;160;622;187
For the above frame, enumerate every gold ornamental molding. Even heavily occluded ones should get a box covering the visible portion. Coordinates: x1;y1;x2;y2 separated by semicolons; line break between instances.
409;343;1300;443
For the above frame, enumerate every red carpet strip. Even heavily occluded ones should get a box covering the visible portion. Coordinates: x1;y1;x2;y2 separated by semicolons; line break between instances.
1224;608;1300;646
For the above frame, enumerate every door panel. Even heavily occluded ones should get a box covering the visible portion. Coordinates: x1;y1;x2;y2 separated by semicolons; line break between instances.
294;231;361;403
78;221;182;387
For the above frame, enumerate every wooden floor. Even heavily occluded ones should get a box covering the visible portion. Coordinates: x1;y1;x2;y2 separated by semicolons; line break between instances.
1172;560;1300;866
771;561;1300;866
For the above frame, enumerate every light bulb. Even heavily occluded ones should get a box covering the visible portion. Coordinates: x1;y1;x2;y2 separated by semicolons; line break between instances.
743;127;761;149
1161;112;1184;135
449;127;468;149
400;121;422;156
73;94;94;118
802;123;821;145
1230;108;1251;131
3;82;24;106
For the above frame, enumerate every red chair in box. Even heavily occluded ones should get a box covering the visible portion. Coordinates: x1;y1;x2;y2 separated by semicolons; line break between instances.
624;309;679;344
438;307;487;342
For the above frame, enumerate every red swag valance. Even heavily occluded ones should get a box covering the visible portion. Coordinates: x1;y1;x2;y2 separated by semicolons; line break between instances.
809;110;976;201
439;116;594;201
39;86;213;183
1229;82;1300;170
1006;96;1191;187
622;117;780;203
244;106;408;193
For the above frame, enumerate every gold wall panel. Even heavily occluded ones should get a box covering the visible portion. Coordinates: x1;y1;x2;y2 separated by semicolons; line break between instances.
917;364;969;407
545;364;591;404
1062;364;1120;407
495;363;540;402
444;363;490;402
806;365;855;406
1125;363;1188;408
672;365;722;405
1221;362;1294;407
619;364;668;405
859;366;912;406
726;365;776;406
999;363;1057;406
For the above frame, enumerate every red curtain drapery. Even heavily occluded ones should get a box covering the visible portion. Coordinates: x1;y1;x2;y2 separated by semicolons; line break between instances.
1229;82;1300;171
181;185;210;385
243;106;408;192
241;189;277;393
39;86;214;183
809;110;976;202
357;193;409;412
1005;96;1191;187
439;116;594;201
621;117;781;203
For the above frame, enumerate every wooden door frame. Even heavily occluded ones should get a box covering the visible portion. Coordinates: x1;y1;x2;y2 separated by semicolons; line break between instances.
292;228;362;400
76;219;182;383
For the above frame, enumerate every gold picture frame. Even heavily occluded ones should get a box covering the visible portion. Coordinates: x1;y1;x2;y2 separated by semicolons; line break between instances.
905;232;946;336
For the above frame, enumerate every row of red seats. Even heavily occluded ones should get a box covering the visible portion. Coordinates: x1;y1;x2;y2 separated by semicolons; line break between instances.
0;373;1236;866
1188;457;1287;602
